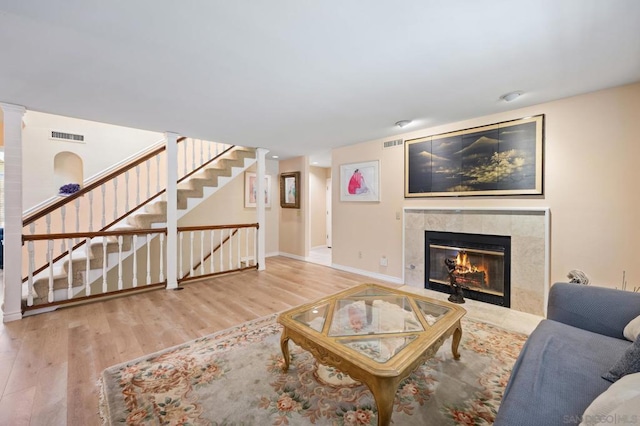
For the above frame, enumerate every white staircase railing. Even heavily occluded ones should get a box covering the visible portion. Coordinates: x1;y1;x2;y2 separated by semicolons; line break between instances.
22;223;258;311
21;136;258;312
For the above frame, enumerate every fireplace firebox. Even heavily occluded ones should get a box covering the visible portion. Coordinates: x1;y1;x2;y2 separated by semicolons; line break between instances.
425;231;511;307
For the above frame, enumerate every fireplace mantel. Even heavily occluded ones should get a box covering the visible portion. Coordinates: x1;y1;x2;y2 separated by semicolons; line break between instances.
402;207;550;316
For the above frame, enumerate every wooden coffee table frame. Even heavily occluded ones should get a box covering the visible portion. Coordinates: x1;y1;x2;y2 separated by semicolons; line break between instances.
277;284;466;426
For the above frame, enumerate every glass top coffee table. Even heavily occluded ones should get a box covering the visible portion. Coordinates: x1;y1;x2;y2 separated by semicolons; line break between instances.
277;283;466;426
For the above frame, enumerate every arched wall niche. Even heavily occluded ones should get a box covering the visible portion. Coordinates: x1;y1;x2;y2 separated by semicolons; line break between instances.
53;151;83;193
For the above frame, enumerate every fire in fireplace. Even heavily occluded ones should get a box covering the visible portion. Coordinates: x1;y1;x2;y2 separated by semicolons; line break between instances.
425;231;511;307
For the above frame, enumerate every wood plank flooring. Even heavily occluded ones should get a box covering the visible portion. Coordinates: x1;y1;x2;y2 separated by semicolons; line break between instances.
0;257;392;426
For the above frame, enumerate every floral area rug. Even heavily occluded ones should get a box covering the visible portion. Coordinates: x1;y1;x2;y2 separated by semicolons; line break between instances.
99;314;527;425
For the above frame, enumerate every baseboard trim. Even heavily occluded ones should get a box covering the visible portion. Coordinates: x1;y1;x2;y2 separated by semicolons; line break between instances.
330;263;404;285
271;254;403;285
2;311;23;323
278;252;307;262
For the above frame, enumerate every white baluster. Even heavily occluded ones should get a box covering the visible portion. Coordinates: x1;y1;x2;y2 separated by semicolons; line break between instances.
146;233;152;285
102;237;108;294
117;235;123;290
245;227;249;267
207;141;212;161
48;240;54;302
215;142;219;157
132;234;138;288
46;213;51;234
85;237;91;296
146;159;151;199
189;231;194;277
159;233;165;282
88;192;94;232
75;197;81;234
220;229;224;272
182;140;187;175
101;184;107;228
210;229;215;273
229;229;233;270
125;170;130;213
253;226;257;267
237;228;241;269
113;179;118;222
67;238;73;299
179;232;184;279
27;240;34;306
60;205;66;251
156;155;161;193
135;165;141;206
191;139;196;172
200;230;205;275
199;139;204;167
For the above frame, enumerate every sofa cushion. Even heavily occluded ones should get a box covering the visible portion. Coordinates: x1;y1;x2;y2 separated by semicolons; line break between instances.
580;373;640;426
623;314;640;341
602;336;640;382
494;319;631;426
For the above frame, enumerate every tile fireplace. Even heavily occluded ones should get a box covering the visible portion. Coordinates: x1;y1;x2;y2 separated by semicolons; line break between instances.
404;208;549;316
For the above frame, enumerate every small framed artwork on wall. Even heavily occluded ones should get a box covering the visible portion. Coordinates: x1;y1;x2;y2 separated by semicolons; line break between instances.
280;171;300;208
244;172;271;208
340;160;380;202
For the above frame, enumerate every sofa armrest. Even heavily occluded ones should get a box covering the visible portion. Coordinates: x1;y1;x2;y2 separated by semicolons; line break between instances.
547;282;640;339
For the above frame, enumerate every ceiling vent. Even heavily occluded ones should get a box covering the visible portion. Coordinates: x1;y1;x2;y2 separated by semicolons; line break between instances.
383;139;403;149
50;130;85;143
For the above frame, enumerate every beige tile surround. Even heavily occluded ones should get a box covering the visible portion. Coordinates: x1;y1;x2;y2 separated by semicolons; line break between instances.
404;208;549;317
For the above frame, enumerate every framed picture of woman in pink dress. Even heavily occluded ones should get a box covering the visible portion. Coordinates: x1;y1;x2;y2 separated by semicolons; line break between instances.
340;160;380;202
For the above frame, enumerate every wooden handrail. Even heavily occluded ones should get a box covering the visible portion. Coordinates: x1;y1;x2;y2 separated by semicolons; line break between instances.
177;223;258;232
179;264;257;284
177;146;235;184
23;227;168;242
22;282;167;312
23;136;188;226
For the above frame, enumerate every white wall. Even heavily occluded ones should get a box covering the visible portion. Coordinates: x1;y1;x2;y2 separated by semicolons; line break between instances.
332;82;640;290
22;111;162;209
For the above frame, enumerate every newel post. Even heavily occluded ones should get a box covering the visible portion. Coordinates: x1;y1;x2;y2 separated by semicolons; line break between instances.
1;102;26;322
165;132;179;289
256;148;268;271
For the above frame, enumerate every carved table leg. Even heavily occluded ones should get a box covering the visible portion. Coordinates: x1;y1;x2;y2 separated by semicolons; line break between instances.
364;376;400;426
280;329;291;372
451;323;462;360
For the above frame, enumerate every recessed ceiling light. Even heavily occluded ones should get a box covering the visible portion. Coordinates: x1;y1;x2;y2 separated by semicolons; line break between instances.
272;155;279;159
501;91;523;102
311;161;318;165
395;119;413;128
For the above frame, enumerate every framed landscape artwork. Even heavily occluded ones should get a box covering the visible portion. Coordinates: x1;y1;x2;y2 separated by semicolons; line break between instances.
340;160;380;202
244;172;271;208
280;171;300;208
405;115;544;197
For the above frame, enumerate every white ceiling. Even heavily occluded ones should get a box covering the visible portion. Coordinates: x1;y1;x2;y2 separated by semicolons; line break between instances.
1;1;639;166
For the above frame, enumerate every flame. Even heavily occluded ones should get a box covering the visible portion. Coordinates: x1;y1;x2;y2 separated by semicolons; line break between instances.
454;251;480;274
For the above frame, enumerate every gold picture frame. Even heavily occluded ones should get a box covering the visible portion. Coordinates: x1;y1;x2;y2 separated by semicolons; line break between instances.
405;115;544;197
280;171;300;208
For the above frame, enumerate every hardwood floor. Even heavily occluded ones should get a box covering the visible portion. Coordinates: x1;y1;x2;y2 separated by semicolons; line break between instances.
0;257;392;426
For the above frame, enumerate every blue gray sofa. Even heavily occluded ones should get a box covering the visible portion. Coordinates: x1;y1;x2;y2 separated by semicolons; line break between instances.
494;282;640;426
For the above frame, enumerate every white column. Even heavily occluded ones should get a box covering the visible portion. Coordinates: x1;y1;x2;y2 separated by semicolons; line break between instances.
256;148;268;271
1;103;26;322
165;132;179;289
